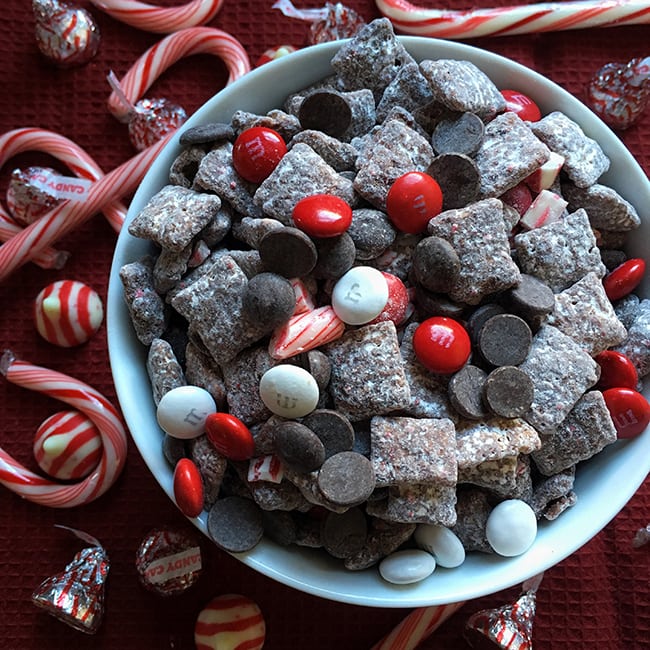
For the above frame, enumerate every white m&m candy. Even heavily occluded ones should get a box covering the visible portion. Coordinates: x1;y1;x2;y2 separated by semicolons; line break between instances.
414;523;466;568
379;548;436;585
156;386;217;439
259;365;319;418
486;499;537;557
331;266;389;325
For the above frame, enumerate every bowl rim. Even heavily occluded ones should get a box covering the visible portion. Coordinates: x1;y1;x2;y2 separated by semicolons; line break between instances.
107;35;650;607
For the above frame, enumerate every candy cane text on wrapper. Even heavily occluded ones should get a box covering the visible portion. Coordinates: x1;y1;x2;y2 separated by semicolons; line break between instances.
376;0;650;38
88;0;225;34
0;134;172;284
107;26;251;122
0;351;128;507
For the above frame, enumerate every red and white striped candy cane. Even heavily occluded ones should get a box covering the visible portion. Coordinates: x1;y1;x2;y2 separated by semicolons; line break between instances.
89;0;224;33
0;133;171;284
370;602;466;650
376;0;650;38
108;26;250;122
0;350;128;507
0;128;127;233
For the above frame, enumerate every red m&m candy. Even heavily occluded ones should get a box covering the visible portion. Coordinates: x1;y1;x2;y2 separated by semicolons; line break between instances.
205;412;256;461
386;171;443;234
412;317;471;374
603;387;650;438
602;258;646;301
501;89;542;122
232;126;287;183
173;458;204;518
292;193;352;238
369;272;410;326
595;350;639;390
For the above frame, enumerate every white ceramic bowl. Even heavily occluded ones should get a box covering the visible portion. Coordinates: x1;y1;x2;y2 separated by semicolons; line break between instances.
108;37;650;607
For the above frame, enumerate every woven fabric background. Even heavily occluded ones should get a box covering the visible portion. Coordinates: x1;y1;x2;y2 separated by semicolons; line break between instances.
0;1;648;648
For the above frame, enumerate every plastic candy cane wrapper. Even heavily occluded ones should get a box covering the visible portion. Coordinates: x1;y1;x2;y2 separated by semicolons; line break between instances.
0;351;127;507
32;526;109;634
88;0;224;34
375;0;650;39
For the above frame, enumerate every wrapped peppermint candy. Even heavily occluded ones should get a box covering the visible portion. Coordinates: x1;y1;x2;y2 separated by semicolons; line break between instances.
6;166;61;226
31;526;109;634
633;523;650;547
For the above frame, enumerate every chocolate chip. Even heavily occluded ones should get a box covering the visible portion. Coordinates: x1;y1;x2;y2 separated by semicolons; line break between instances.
242;272;296;329
317;451;375;506
484;366;534;418
428;153;481;210
299;90;352;139
448;364;489;420
321;507;368;559
179;122;234;146
262;510;298;546
207;496;264;552
478;313;532;367
465;303;506;346
413;235;460;293
302;409;355;459
273;421;326;473
258;227;318;278
431;112;484;156
414;284;467;319
505;273;555;325
312;232;356;279
162;434;186;466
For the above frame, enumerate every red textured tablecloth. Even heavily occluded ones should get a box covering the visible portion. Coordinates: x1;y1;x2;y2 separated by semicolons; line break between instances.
0;1;649;648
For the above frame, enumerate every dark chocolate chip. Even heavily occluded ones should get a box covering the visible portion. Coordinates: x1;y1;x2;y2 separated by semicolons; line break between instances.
298;90;352;139
465;303;506;346
302;409;355;459
179;122;235;146
505;273;555;324
273;421;326;473
321;507;368;559
448;364;489;420
262;510;298;546
483;365;534;418
258;227;318;278
207;496;264;552
427;153;481;210
312;232;356;279
413;235;460;293
478;313;532;367
414;284;467;319
162;434;186;466
431;112;485;157
242;272;296;329
317;451;375;506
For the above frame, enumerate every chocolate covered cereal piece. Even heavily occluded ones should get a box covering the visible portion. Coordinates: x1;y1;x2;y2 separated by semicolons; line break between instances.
343;520;416;570
514;209;607;292
427;198;521;305
120;256;166;345
290;129;358;172
324;321;411;421
254;143;355;224
419;59;506;122
530;111;610;188
473;112;550;198
377;482;457;526
231;216;284;249
189;435;227;508
231;108;301;141
376;62;434;123
532;391;618;475
458;456;519;498
153;244;193;294
615;298;650;378
370;416;457;487
128;185;221;252
347;208;397;261
147;338;185;405
452;489;492;553
547;272;627;355
529;466;576;520
184;341;227;410
169;146;206;188
519;325;600;434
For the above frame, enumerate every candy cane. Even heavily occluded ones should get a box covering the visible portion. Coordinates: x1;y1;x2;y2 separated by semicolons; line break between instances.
89;0;224;34
0;350;128;507
376;0;650;38
107;26;250;122
370;602;465;650
0;128;127;233
0;134;171;284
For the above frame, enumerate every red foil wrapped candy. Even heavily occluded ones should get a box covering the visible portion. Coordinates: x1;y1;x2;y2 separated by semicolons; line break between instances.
31;527;109;634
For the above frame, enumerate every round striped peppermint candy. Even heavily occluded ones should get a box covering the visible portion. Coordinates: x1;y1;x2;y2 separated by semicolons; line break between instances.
34;280;104;347
33;410;103;480
195;594;265;650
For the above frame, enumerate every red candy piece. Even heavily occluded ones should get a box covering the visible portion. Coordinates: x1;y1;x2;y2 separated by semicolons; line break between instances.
205;412;256;461
602;258;646;301
386;171;443;234
173;458;204;518
500;182;533;217
292;193;352;238
501;89;542;122
603;387;650;439
412;317;471;374
595;350;639;390
232;126;287;183
369;272;410;325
